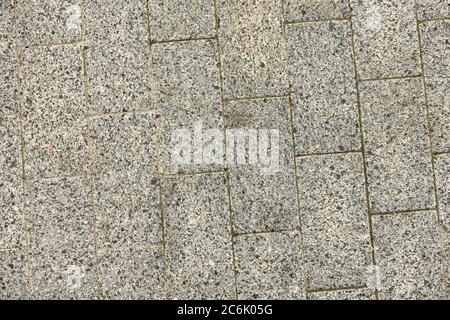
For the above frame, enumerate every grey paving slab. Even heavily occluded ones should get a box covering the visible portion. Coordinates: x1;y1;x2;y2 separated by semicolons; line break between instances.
234;231;305;299
287;21;360;154
284;0;350;21
85;42;151;114
26;176;97;299
20;44;87;179
16;0;81;46
217;0;288;98
420;20;450;78
148;0;215;41
435;154;450;230
84;0;148;44
224;97;298;233
350;0;421;79
0;249;29;299
359;78;435;213
150;39;224;174
162;173;235;299
0;0;14;42
308;288;376;300
98;247;165;299
296;153;372;290
0;117;24;248
0;42;18;116
427;77;450;153
416;0;450;20
372;211;446;300
89;112;161;249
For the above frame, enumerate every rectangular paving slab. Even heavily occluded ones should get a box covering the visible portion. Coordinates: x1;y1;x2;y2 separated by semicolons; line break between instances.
225;97;298;233
25;176;97;299
287;20;360;154
0;0;14;42
89;112;161;249
420;20;450;78
0;249;29;300
296;152;372;290
234;231;305;299
416;0;450;20
372;211;446;300
435;154;450;230
426;77;450;153
0;43;17;116
284;0;350;21
217;0;288;98
359;78;435;213
350;0;420;79
20;44;87;179
162;173;235;299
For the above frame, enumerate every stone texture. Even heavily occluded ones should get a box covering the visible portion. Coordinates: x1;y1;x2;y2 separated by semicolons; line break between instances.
416;0;450;20
85;42;151;114
287;21;360;154
350;0;421;79
308;288;376;300
297;153;372;290
20;44;87;179
84;0;148;45
234;231;305;299
0;42;17;116
372;211;446;300
284;0;350;21
162;173;235;299
16;0;82;45
0;0;14;42
150;39;224;174
420;20;450;78
26;176;97;299
359;78;434;213
217;0;288;98
0;249;29;300
148;0;215;41
435;154;450;230
224;97;298;233
426;77;450;153
98;247;165;299
0;117;24;248
89;112;161;249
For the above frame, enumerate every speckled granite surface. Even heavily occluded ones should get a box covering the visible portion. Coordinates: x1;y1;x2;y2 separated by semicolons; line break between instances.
0;0;449;300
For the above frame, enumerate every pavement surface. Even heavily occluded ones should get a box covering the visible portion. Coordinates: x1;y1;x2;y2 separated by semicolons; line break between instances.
0;0;449;300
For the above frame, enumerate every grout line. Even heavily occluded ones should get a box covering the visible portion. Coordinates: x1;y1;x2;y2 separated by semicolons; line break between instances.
371;207;437;216
296;150;362;158
285;17;350;25
80;0;102;300
233;227;300;238
413;0;448;299
434;151;450;156
306;285;369;294
161;169;226;179
212;0;239;300
12;0;33;300
224;93;290;102
280;0;310;297
150;36;217;45
359;74;422;82
418;17;450;24
347;0;379;300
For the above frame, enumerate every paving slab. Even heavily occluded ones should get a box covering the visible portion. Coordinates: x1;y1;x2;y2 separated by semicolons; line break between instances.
0;0;14;42
85;42;151;114
308;288;376;300
297;153;372;290
234;231;305;299
0;42;18;116
20;44;87;179
217;0;288;98
416;0;450;20
420;20;450;78
287;20;360;154
16;0;82;46
150;39;224;174
359;78;435;213
372;211;446;300
98;246;165;299
162;173;235;299
89;112;161;249
26;176;97;299
435;154;450;230
0;117;24;248
284;0;350;21
148;0;215;41
350;0;421;79
427;77;450;153
0;249;29;300
224;97;298;233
